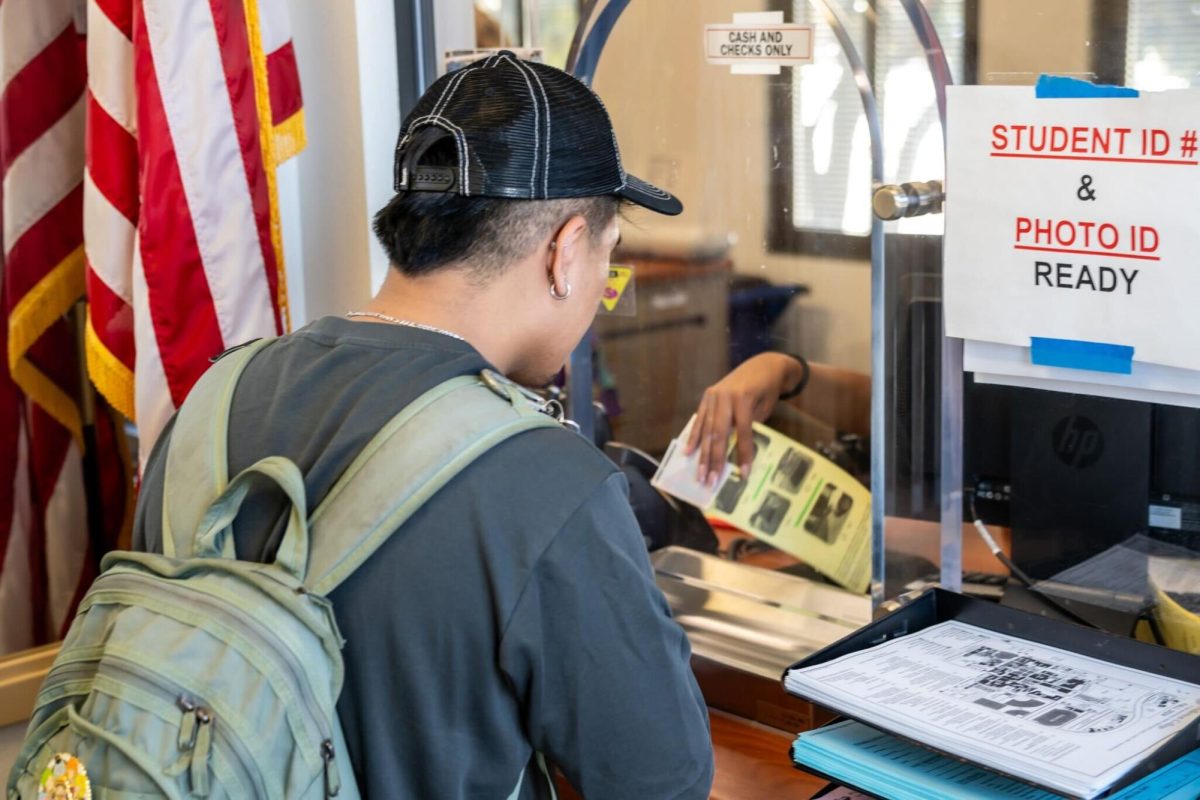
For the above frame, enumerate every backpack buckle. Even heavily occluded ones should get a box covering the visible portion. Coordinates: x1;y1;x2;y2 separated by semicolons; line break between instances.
480;370;577;429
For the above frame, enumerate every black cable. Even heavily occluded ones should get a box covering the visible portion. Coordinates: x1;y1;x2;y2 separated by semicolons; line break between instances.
1139;609;1167;646
966;489;1100;630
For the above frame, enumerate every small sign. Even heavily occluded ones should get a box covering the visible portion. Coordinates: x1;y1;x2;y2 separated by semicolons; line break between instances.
1149;504;1183;530
442;48;543;75
704;23;813;68
704;12;812;75
600;265;635;315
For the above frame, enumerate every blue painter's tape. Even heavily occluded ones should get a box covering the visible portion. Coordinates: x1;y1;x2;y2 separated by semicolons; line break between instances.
1030;337;1135;374
1035;74;1139;99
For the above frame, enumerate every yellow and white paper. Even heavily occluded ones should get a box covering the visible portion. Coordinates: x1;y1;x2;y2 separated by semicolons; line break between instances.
653;418;871;593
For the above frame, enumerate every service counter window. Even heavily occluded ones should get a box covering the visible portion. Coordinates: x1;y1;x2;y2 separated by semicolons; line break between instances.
5;1;1198;780
572;0;1200;694
946;0;1200;655
584;0;879;699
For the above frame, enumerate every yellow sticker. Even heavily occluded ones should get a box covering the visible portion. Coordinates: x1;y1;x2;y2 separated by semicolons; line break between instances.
602;266;633;312
39;753;91;800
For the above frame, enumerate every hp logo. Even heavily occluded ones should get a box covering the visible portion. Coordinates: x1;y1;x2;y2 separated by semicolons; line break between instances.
1052;416;1104;468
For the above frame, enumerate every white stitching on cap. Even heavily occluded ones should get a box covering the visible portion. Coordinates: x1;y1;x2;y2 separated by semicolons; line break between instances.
397;115;471;194
430;64;474;120
400;59;495;195
396;65;476;190
503;56;551;197
628;176;671;199
423;65;469;126
496;54;538;197
518;60;553;198
586;86;627;186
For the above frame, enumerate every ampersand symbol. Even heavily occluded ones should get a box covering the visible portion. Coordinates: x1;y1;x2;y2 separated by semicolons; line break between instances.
1077;175;1096;201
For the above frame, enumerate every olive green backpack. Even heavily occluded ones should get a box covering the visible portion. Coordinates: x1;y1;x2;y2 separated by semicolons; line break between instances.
7;339;561;799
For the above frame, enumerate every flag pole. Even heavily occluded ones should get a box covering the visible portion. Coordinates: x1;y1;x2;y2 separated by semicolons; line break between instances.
72;300;107;567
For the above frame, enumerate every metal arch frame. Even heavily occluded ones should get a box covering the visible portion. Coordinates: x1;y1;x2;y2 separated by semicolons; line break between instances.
897;0;962;593
798;0;888;606
563;0;632;444
562;0;961;604
563;0;887;598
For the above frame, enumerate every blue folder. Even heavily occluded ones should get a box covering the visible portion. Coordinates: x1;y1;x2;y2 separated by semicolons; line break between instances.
792;720;1200;800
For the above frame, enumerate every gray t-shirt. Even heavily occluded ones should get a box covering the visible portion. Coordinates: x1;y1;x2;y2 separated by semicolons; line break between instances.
133;316;713;799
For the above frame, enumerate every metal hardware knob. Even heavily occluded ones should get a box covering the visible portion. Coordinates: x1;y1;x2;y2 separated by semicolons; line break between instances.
872;180;944;221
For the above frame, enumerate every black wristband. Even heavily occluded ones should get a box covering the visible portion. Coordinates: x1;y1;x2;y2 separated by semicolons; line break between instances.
779;354;810;400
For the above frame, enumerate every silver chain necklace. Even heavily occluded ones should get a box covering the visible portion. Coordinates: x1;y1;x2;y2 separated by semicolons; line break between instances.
349;311;579;432
345;311;465;342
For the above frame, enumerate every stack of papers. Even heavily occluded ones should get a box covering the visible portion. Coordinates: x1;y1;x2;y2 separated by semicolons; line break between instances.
793;720;1061;799
793;720;1200;800
784;621;1200;798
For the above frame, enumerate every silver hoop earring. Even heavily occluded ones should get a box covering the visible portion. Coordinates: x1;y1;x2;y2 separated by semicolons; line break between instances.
549;282;572;300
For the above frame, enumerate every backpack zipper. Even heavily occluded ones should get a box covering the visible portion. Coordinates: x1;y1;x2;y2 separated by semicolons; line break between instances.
321;739;341;798
37;656;268;799
83;571;334;765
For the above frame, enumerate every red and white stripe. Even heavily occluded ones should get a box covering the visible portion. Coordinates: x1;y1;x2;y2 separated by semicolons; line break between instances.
84;0;137;426
0;0;91;653
260;0;303;151
86;0;301;466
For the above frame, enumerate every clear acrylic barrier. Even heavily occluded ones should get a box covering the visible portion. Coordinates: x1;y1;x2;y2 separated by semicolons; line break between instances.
557;0;1199;649
571;0;949;611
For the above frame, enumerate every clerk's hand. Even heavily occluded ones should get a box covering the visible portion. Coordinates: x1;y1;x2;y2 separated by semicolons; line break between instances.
683;353;802;485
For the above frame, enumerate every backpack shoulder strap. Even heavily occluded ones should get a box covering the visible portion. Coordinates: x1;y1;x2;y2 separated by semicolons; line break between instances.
161;339;273;558
304;369;561;595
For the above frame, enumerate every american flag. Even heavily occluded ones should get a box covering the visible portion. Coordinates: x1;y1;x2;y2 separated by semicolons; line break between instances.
0;0;129;653
0;0;303;652
85;0;305;467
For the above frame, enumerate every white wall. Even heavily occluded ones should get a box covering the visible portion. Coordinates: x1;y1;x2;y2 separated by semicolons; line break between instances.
281;0;402;327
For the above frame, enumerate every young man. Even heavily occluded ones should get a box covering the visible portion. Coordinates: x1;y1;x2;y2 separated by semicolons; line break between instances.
134;53;713;798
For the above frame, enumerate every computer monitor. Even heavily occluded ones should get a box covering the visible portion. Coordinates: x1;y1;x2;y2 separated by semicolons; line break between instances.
966;382;1200;579
886;235;1200;584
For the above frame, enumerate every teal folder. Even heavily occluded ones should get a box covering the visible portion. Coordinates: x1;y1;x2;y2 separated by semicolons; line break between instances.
792;720;1200;800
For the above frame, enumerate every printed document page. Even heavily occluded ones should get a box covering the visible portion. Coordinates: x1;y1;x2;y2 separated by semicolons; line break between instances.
785;621;1200;798
652;418;871;592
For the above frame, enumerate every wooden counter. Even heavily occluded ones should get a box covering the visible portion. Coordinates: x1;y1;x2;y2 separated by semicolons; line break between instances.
707;711;828;799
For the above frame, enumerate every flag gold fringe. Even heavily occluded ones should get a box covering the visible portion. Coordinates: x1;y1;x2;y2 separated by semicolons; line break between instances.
7;246;85;448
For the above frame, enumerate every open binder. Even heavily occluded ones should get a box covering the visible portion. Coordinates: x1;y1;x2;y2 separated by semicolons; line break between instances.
782;589;1200;799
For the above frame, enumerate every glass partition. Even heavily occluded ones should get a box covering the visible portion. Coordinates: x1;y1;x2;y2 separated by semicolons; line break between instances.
950;0;1200;650
583;0;879;602
573;0;1200;656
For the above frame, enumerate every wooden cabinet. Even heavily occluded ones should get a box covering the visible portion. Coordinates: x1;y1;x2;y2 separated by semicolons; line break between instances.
594;257;731;455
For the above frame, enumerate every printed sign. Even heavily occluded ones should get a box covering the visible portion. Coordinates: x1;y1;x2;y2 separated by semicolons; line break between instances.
600;265;634;314
944;86;1200;372
703;23;813;67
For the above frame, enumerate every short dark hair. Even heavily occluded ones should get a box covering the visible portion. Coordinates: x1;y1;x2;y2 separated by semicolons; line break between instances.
373;193;618;279
372;142;619;279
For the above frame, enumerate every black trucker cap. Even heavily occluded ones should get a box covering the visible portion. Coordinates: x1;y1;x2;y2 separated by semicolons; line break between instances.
392;51;682;216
